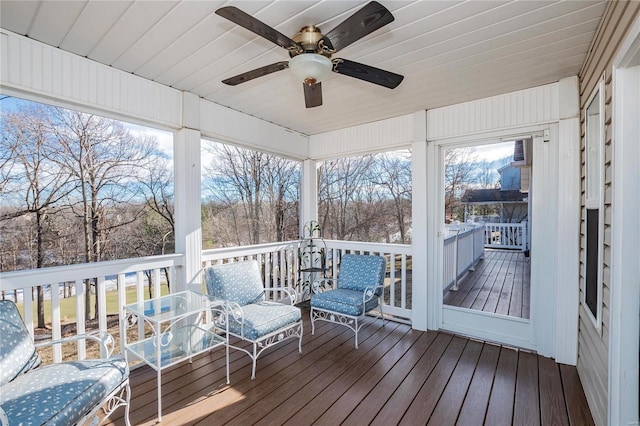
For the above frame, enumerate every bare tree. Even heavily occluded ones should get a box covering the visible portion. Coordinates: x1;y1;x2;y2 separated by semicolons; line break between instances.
318;155;374;240
50;109;156;319
444;148;478;222
1;105;74;327
370;151;412;243
202;142;299;246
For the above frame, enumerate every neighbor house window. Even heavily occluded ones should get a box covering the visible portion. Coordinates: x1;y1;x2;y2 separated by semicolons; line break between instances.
583;75;605;329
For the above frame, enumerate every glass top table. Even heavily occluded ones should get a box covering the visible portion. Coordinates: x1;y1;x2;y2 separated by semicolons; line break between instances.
123;290;229;422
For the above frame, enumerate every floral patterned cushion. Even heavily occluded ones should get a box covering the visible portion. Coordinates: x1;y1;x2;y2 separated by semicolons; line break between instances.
0;357;128;426
205;261;265;307
0;300;41;386
228;301;301;341
336;254;386;295
311;288;379;317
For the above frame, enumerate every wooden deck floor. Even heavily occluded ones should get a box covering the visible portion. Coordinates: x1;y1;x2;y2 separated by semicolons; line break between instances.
443;249;531;319
106;310;592;426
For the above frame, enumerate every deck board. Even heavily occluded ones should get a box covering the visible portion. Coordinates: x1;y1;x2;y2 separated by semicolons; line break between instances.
444;249;531;319
105;310;592;426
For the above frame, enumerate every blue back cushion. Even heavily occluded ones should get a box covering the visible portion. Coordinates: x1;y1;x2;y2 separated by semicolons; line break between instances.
337;254;386;294
0;300;41;386
205;260;265;306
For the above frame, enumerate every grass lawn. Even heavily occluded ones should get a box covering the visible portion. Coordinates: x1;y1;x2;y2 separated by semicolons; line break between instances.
15;285;172;327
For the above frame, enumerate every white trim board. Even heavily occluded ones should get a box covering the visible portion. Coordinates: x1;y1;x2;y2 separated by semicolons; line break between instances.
608;14;640;426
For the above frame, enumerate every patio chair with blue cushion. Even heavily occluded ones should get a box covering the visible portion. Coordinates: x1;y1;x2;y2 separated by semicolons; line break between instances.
0;300;130;426
310;254;387;349
204;260;303;379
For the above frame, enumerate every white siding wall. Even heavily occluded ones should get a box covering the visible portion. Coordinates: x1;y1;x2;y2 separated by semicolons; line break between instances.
427;84;559;140
308;113;414;160
577;3;640;425
1;29;182;129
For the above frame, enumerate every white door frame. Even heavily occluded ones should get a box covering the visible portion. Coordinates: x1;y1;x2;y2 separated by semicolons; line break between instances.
427;126;552;351
609;14;640;426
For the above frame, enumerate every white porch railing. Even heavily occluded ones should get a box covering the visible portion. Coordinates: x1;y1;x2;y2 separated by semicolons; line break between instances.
484;221;528;251
324;240;412;323
201;241;299;297
0;254;183;363
202;239;413;323
0;240;413;364
443;224;485;291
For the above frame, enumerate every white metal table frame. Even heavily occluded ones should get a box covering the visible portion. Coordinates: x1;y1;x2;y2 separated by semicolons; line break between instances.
122;290;229;422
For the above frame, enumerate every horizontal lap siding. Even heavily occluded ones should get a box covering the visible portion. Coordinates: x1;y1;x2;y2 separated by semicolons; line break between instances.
577;2;640;425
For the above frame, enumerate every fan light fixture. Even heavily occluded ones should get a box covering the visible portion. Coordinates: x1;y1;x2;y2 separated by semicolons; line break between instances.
289;54;332;85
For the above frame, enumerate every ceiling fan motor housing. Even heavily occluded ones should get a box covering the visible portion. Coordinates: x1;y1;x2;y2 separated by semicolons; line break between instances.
292;26;330;56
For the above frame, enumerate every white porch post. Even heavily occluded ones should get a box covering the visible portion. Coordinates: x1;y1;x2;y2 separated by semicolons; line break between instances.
300;159;318;236
554;76;581;364
411;110;428;331
174;92;202;292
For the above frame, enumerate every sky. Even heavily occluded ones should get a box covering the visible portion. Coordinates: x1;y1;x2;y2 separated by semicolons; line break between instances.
471;141;515;162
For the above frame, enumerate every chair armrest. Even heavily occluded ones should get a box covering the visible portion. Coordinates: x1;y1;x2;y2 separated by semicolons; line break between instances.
361;285;384;304
0;406;8;426
312;278;336;294
264;287;298;305
35;331;115;358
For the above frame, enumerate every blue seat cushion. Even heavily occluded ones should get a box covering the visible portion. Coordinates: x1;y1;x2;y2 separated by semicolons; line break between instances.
0;300;41;386
336;255;386;295
0;356;128;426
229;302;301;341
311;288;379;317
205;261;265;307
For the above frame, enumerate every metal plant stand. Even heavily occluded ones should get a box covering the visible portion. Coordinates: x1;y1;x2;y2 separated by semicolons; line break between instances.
297;221;328;304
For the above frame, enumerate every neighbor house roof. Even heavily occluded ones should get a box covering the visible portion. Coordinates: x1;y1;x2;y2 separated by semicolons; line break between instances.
462;189;528;204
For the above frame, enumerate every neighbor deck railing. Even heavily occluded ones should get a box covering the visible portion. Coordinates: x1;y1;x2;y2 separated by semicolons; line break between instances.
0;240;414;363
443;224;485;291
484;222;528;251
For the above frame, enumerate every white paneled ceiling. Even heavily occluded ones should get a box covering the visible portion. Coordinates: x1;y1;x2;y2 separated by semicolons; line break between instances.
0;0;607;135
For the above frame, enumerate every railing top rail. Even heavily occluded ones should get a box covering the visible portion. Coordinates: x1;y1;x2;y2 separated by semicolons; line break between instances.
201;241;298;261
484;222;526;227
0;253;184;291
323;239;412;254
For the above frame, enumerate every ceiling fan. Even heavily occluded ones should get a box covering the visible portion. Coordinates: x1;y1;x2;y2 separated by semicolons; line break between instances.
215;1;404;108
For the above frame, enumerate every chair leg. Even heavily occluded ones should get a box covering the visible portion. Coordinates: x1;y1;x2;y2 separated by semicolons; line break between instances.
123;383;132;426
311;308;316;335
298;322;303;354
354;317;359;349
251;343;257;380
378;298;385;326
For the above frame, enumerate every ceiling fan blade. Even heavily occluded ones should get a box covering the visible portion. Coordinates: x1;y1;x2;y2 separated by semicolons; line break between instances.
222;61;289;86
332;58;403;89
216;6;302;52
303;82;323;108
323;1;394;53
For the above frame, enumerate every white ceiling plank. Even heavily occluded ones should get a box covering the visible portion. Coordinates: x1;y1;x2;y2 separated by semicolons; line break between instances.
164;1;319;90
135;2;267;80
113;1;223;72
0;0;612;135
59;1;132;56
29;1;86;47
89;1;179;65
0;1;40;34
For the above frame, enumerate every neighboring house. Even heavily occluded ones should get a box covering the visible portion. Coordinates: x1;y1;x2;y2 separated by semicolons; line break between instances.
462;164;528;223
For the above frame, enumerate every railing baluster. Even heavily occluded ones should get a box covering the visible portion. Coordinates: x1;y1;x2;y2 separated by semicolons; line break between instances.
51;283;62;362
401;254;407;310
76;279;86;360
